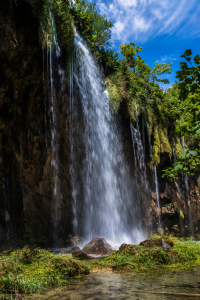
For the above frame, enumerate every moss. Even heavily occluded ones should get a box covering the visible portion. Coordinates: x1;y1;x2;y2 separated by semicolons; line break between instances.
90;239;200;274
0;247;89;294
152;124;160;164
161;235;174;247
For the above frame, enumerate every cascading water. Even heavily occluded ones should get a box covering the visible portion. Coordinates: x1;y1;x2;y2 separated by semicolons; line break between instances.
182;137;194;235
70;32;147;245
154;166;162;228
44;1;66;241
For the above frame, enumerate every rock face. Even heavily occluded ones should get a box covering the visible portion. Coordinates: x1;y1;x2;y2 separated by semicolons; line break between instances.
0;1;73;247
82;237;112;255
0;0;200;250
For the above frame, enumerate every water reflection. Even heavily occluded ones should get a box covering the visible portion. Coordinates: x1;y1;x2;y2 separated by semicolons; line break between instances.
26;268;200;299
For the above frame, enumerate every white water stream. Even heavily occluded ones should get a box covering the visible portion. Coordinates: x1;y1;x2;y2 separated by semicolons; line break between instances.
70;32;146;245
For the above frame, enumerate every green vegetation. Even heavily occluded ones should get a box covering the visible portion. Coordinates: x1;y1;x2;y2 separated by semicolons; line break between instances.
105;43;174;164
1;239;200;297
163;50;200;179
0;246;89;295
5;0;199;175
91;238;200;274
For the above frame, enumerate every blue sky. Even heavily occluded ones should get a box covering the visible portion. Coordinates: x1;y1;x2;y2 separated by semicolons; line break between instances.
92;0;200;88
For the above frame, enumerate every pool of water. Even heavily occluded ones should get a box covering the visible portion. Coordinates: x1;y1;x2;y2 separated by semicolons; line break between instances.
25;268;200;300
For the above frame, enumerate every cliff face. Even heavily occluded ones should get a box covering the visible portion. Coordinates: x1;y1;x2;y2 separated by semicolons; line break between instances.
0;2;200;249
0;1;72;248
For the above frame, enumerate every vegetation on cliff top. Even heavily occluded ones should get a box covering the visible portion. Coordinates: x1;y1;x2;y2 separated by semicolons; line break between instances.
4;0;199;173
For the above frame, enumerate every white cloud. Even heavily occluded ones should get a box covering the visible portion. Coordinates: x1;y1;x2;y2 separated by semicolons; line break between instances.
96;0;200;43
117;0;137;7
155;54;178;64
112;21;125;37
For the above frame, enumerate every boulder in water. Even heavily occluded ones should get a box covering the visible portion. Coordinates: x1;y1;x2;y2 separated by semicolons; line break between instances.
72;250;90;259
82;237;112;255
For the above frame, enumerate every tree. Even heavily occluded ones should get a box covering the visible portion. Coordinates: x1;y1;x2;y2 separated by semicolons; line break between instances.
163;50;200;179
119;43;173;84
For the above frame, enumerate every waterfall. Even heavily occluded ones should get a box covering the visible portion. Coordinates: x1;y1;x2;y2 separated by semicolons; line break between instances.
184;174;194;235
70;32;147;245
182;137;194;235
45;1;66;241
154;166;162;229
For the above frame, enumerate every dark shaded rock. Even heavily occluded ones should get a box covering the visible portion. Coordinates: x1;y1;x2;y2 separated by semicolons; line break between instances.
71;245;81;253
139;236;173;251
119;244;136;255
82;237;112;255
72;250;90;260
139;239;162;247
119;243;130;252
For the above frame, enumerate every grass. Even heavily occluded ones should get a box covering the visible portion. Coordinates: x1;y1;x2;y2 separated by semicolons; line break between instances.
0;246;89;297
89;237;200;274
1;238;200;298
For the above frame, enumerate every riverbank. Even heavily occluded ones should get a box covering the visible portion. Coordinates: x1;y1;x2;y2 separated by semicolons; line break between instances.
1;237;200;299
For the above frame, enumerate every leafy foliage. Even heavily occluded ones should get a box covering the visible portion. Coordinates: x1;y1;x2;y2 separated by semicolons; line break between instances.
163;50;200;179
70;0;113;59
105;44;173;164
27;0;75;49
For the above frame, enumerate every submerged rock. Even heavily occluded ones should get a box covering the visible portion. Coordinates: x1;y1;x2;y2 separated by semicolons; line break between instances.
82;237;112;255
72;250;90;259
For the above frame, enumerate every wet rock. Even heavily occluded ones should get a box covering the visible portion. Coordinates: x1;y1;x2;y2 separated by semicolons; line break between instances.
82;237;112;255
72;250;90;259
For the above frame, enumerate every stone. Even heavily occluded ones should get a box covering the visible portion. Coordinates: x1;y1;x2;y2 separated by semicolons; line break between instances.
119;244;136;254
139;239;163;247
82;237;112;255
71;245;81;253
139;237;173;251
72;250;90;259
119;244;130;252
